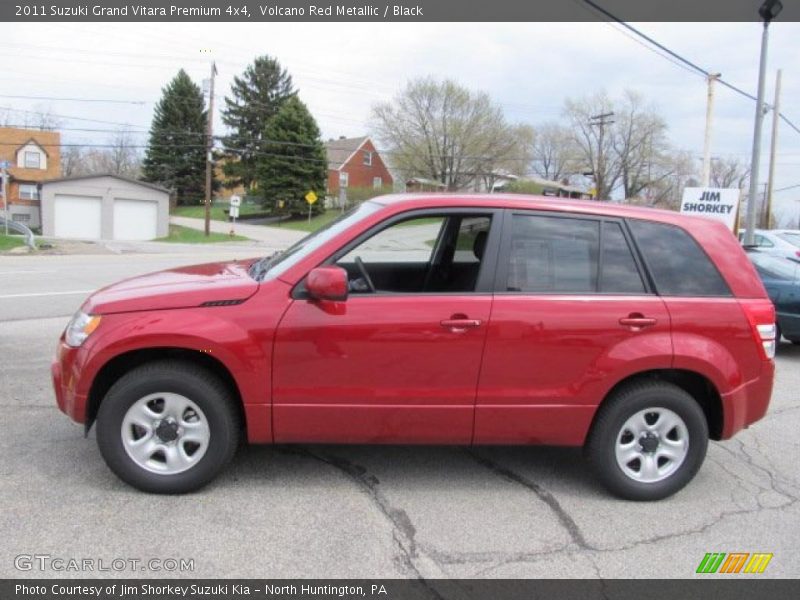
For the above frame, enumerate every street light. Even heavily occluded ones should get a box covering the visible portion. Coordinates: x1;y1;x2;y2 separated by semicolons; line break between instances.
744;0;783;245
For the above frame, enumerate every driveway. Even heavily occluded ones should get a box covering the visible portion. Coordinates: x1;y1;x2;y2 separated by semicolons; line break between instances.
170;216;306;249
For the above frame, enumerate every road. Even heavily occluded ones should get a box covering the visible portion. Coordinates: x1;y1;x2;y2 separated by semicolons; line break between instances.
1;249;799;579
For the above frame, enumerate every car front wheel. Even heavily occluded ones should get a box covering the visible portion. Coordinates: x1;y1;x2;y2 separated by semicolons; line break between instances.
96;361;240;493
585;381;708;501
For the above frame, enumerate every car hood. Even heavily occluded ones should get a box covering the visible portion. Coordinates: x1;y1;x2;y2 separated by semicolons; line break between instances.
82;259;260;315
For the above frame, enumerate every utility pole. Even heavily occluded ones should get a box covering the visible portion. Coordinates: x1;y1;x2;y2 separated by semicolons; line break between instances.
745;0;782;246
204;61;217;237
1;167;8;236
589;112;615;200
765;69;782;230
701;73;721;187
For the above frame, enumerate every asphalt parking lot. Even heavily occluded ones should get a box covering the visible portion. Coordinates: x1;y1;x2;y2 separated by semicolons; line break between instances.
1;248;799;579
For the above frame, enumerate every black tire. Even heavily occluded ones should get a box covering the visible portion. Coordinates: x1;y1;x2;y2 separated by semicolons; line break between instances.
96;360;240;494
585;381;708;501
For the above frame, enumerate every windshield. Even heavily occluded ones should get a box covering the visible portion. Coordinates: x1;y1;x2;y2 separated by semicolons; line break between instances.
778;232;800;248
251;201;383;281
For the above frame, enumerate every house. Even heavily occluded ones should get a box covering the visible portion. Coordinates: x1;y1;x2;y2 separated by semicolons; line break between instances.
0;127;61;228
324;136;393;196
41;174;170;241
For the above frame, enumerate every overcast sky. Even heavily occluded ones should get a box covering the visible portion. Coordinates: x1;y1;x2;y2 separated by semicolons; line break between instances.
1;21;798;222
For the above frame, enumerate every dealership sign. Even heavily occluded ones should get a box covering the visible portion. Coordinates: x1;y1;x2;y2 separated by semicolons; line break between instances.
680;188;740;230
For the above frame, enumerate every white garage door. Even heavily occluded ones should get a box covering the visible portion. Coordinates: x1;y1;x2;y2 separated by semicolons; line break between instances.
53;195;102;240
113;198;158;240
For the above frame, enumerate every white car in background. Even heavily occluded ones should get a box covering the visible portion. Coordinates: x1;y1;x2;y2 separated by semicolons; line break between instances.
739;229;800;260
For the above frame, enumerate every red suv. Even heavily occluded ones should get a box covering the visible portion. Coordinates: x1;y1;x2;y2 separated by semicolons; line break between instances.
52;195;776;500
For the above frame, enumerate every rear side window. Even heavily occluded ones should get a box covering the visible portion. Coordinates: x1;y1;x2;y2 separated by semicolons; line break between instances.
628;220;730;297
601;222;645;293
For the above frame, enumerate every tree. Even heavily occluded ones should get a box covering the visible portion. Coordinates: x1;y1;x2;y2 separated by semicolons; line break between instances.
529;121;580;182
564;91;619;200
61;146;85;177
710;157;749;189
142;70;207;205
564;90;670;201
254;96;326;215
222;55;295;190
371;78;517;191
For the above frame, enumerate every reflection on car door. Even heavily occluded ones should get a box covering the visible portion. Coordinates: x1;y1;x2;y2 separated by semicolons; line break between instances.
272;211;499;444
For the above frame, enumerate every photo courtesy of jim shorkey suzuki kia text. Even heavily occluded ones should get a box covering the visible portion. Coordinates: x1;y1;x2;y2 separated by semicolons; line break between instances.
1;0;800;595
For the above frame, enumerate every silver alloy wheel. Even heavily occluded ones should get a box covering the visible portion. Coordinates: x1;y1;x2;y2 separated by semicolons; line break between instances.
121;392;210;475
614;407;689;483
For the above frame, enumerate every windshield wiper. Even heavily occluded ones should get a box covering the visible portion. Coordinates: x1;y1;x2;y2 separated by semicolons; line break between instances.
249;251;283;281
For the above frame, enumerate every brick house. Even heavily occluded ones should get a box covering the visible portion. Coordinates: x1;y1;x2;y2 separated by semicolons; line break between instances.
324;136;393;196
0;127;61;227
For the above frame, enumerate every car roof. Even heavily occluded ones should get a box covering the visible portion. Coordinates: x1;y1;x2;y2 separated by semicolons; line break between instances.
369;193;713;226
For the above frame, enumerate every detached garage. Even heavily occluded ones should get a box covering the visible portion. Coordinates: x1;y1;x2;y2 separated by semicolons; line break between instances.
41;174;170;241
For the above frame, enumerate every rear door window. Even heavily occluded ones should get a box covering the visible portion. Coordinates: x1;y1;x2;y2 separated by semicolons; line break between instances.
506;215;599;293
628;220;730;297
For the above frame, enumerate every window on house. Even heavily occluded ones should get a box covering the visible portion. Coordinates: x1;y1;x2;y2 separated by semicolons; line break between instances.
339;171;349;188
24;151;42;169
19;184;40;201
373;177;382;189
12;213;31;223
363;151;373;166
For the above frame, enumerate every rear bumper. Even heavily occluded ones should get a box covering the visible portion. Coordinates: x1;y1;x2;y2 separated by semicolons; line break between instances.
52;340;88;424
720;360;775;439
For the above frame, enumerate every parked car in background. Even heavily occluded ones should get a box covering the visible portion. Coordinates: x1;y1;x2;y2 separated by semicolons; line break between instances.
746;249;800;345
739;229;800;260
53;195;776;500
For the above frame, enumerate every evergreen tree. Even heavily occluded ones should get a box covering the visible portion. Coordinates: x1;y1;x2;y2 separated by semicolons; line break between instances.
256;96;327;215
222;55;295;190
142;70;207;205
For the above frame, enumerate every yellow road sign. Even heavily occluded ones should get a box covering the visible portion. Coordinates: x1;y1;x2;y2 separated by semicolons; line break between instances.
305;191;318;205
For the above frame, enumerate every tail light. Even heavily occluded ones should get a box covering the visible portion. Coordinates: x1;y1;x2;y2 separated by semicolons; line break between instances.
740;299;777;359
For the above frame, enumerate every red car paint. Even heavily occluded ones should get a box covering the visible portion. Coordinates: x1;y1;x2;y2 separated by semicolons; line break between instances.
53;194;774;446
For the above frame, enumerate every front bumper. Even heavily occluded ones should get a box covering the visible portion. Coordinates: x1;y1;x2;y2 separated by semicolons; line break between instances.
52;340;88;424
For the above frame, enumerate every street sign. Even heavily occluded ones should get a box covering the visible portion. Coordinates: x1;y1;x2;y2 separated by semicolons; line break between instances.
229;195;241;207
680;187;741;231
305;191;318;205
229;205;240;219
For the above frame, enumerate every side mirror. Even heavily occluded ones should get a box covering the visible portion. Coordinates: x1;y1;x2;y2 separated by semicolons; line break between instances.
306;266;349;302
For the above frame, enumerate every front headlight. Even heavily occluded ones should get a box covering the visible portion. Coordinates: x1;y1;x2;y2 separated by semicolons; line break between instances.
65;311;102;348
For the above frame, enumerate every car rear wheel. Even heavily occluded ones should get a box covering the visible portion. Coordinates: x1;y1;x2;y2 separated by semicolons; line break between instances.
585;381;708;501
96;361;240;493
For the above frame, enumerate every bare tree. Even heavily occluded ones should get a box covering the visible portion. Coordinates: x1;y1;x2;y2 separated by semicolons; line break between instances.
529;121;579;182
628;149;697;210
60;146;85;177
371;78;517;190
564;91;619;200
710;157;749;189
613;91;669;199
61;130;142;179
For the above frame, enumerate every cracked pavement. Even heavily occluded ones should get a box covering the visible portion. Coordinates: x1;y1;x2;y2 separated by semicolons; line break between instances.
1;252;799;579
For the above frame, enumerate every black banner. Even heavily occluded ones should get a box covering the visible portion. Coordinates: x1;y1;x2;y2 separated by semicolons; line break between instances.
3;580;800;600
3;0;800;22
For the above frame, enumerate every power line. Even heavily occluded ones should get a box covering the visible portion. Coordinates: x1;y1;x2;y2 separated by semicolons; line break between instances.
0;94;146;105
581;0;798;132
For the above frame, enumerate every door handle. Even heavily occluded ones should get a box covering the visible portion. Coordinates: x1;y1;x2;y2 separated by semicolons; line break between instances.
440;318;482;332
619;315;657;329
